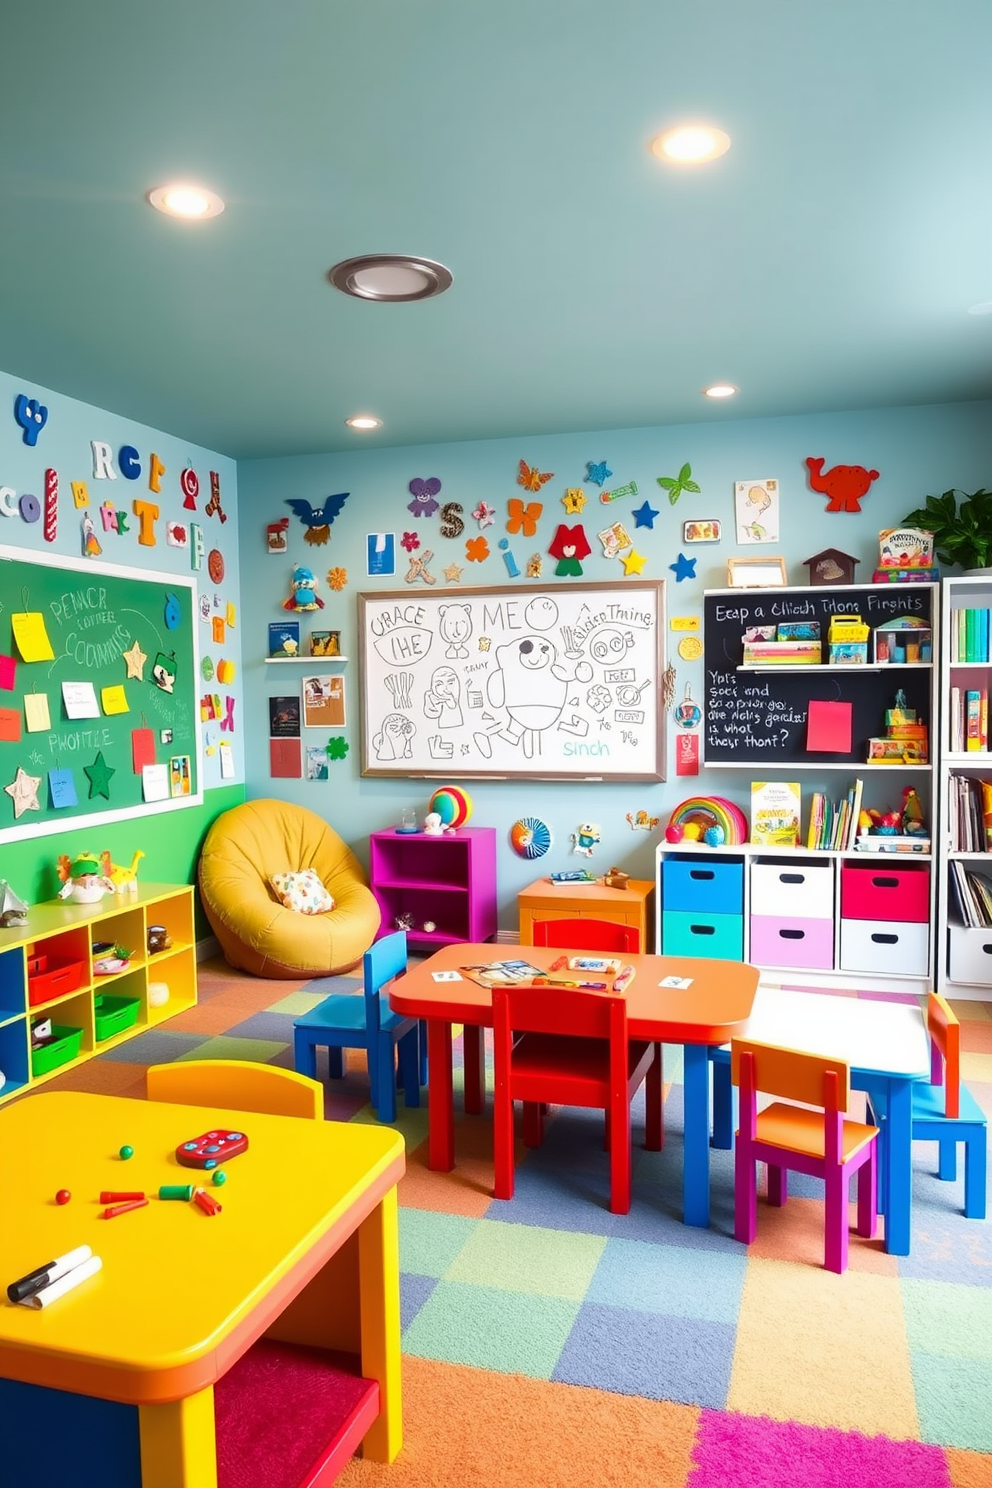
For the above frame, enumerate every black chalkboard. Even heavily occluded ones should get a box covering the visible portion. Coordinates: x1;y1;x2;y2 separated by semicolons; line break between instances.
1;545;200;841
703;585;935;765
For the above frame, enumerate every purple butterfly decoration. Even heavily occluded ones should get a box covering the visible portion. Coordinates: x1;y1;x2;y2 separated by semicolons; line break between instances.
408;476;441;518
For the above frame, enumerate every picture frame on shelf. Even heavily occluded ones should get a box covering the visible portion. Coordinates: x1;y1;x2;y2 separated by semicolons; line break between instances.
309;629;341;658
268;620;301;658
726;556;788;588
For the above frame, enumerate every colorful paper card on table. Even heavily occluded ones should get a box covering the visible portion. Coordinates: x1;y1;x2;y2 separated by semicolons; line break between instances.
132;728;156;772
806;699;853;753
270;737;302;778
62;681;100;719
11;612;55;663
0;655;15;690
142;763;170;802
24;692;51;732
48;768;78;809
0;707;21;742
101;684;130;716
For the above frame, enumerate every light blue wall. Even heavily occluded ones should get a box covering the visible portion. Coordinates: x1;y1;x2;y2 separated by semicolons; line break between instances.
238;400;990;929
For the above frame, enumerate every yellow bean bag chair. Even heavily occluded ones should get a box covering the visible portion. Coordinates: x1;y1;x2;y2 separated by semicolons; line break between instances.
198;799;381;979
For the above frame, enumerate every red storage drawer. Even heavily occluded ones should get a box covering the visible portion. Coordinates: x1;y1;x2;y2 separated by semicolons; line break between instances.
27;955;86;1006
839;864;930;924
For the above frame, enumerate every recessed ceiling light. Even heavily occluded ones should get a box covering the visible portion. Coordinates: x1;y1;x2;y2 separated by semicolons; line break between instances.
346;415;382;431
650;125;731;165
967;300;992;316
328;254;453;302
703;383;738;399
147;183;225;220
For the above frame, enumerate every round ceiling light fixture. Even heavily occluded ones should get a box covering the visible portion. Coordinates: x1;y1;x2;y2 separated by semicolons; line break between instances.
650;124;731;165
328;254;453;302
345;415;382;431
147;183;225;220
703;383;738;399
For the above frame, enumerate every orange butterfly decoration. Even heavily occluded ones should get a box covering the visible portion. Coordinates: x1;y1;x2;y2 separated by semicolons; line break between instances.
518;459;554;493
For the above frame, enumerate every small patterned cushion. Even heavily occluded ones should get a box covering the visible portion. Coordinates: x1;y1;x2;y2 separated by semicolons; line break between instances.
269;869;335;915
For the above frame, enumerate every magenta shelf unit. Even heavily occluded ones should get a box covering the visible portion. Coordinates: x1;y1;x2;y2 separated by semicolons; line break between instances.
369;827;498;949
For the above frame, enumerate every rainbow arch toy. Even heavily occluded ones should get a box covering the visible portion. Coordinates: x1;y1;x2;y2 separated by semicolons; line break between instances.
666;796;747;845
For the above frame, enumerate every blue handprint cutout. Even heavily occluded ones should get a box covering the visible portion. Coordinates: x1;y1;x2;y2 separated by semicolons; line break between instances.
14;394;49;447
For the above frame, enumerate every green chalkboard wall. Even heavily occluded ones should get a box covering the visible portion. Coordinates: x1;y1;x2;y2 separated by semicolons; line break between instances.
0;546;201;841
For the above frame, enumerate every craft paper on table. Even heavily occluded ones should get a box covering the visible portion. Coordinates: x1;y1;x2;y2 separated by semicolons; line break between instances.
659;976;693;989
11;611;55;663
48;767;78;809
219;741;235;779
131;727;156;773
734;478;780;543
302;674;346;729
142;762;170;802
269;736;302;778
367;532;396;577
24;692;51;733
100;684;130;716
269;695;301;737
0;707;21;742
62;681;100;719
0;655;15;690
806;698;853;753
432;970;463;983
305;745;329;781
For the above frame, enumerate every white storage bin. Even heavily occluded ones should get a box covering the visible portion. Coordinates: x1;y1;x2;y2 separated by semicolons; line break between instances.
948;925;992;986
750;860;834;920
839;918;930;977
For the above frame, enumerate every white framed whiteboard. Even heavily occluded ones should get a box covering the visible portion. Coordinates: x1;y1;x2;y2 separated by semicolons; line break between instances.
358;580;666;781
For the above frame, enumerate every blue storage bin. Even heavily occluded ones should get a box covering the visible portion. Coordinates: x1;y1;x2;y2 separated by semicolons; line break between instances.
662;910;744;961
662;856;744;915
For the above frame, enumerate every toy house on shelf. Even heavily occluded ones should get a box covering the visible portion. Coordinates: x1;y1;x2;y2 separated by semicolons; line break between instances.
803;549;860;586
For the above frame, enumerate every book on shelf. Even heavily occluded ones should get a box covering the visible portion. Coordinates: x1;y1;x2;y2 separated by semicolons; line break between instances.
965;690;988;752
948;774;992;852
751;782;801;847
854;834;930;854
949;861;992;929
806;779;862;851
953;607;992;664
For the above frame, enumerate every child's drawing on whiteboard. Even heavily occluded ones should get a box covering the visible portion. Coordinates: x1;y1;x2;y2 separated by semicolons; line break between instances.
486;633;592;759
373;713;416;760
424;666;463;728
734;479;779;543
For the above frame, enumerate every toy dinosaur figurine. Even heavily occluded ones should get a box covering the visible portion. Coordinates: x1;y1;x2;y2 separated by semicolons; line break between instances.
57;854;115;903
100;850;145;894
806;457;880;513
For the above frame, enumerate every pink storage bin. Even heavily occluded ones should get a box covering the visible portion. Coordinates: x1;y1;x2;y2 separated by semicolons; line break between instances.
749;915;834;970
839;864;929;924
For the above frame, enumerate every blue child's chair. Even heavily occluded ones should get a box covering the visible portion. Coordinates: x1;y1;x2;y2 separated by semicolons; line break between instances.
293;929;421;1121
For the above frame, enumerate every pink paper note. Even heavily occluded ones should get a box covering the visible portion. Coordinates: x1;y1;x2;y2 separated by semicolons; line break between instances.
806;699;853;753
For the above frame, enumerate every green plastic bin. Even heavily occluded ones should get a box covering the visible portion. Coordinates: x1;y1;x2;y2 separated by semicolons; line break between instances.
94;994;141;1042
30;1025;84;1078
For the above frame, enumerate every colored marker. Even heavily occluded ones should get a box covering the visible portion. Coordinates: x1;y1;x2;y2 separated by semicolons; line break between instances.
159;1184;195;1202
17;1254;103;1309
100;1191;145;1203
103;1199;149;1219
193;1187;222;1216
7;1244;93;1303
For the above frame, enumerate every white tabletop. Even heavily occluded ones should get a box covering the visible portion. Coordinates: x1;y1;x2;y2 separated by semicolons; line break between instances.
744;986;930;1081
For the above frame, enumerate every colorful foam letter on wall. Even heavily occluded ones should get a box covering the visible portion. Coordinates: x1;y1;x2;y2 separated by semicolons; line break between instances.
71;481;90;509
190;523;204;570
180;466;199;510
149;453;166;494
119;445;141;480
14;394;48;447
91;441;117;480
43;468;58;543
133;500;160;546
206;471;227;522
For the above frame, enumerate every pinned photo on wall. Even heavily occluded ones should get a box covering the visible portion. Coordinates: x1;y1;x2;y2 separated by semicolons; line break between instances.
302;674;346;729
169;754;192;798
151;652;177;694
266;517;289;553
309;630;341;658
682;519;721;544
306;746;329;781
142;762;170;802
269;695;301;737
735;479;780;543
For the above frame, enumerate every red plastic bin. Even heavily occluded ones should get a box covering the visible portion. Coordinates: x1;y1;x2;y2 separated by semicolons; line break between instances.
27;955;86;1007
839;864;930;924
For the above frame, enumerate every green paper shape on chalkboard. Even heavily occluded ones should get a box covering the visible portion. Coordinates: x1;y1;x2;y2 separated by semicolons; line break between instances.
152;652;177;694
83;749;115;800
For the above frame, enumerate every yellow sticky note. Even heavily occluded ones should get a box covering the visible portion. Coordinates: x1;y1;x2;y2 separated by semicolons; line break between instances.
24;693;51;732
101;684;130;716
11;612;55;662
226;603;236;628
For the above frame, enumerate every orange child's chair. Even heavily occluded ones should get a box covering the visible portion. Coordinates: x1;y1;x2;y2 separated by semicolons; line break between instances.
868;992;987;1219
493;984;662;1215
532;918;640;952
147;1058;323;1119
732;1038;879;1274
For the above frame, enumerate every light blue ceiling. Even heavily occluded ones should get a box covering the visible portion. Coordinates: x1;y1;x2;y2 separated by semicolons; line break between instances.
1;0;990;459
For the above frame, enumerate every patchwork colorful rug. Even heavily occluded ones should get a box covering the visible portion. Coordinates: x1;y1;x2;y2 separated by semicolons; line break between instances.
45;959;992;1488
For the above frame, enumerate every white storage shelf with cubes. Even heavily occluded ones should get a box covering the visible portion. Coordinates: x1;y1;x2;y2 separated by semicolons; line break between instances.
937;574;992;999
655;844;933;995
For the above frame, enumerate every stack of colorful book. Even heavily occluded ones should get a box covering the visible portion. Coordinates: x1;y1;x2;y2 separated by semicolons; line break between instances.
741;640;822;665
806;779;863;850
951;607;992;663
949;861;992;928
948;773;992;850
949;688;989;752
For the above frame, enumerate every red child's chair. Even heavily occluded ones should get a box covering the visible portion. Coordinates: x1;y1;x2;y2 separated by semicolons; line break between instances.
868;992;987;1220
732;1038;879;1274
531;917;639;952
492;983;662;1214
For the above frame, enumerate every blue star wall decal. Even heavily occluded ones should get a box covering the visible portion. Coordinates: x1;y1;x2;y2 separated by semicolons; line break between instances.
632;500;660;529
669;552;697;583
586;460;613;487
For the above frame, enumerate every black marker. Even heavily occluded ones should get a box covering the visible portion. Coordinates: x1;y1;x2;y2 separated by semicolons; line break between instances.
7;1245;92;1303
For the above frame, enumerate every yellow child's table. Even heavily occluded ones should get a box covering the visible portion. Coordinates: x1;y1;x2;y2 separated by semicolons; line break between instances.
0;1091;404;1488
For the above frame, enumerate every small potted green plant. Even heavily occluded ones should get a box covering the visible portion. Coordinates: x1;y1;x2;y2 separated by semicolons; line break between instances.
901;488;992;573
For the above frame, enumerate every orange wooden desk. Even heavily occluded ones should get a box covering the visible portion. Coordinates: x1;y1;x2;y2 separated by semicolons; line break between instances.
390;942;758;1227
517;876;656;950
0;1092;404;1488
